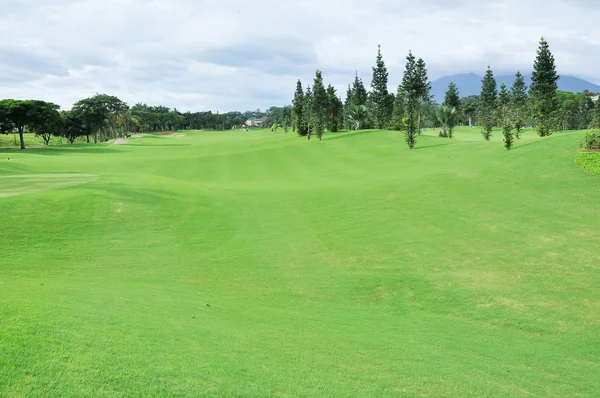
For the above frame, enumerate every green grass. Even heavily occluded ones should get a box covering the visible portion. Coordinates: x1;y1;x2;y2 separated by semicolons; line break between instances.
1;127;599;396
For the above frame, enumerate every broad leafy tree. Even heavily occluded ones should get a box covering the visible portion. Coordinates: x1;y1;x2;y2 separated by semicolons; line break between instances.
510;71;528;139
479;66;498;141
530;37;559;137
28;101;62;145
0;99;54;150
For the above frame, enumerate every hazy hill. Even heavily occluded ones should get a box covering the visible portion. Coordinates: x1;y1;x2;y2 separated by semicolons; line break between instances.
431;73;600;103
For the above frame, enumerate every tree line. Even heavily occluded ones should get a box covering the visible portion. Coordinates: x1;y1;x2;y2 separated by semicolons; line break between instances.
291;37;596;150
0;95;293;149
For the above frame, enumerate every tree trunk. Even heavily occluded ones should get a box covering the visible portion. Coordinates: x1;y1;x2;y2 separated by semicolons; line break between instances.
18;127;25;150
86;135;90;143
94;131;98;144
417;111;421;135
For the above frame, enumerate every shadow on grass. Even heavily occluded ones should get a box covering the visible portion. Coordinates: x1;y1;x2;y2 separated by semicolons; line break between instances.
128;144;191;147
78;181;178;205
326;130;379;141
512;140;541;151
413;142;450;150
0;146;124;156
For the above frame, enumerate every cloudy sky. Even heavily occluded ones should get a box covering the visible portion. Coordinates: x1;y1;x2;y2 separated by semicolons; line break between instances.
0;0;598;112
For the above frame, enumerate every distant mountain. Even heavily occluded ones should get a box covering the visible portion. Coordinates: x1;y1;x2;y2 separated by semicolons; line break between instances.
430;73;600;103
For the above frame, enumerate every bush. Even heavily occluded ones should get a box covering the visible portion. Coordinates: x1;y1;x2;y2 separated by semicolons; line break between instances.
580;132;600;150
577;152;600;175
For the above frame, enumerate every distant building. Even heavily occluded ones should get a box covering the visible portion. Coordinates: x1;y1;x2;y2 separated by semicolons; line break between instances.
243;116;269;128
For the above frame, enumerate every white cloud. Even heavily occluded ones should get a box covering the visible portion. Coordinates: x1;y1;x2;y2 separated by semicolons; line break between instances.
0;0;598;111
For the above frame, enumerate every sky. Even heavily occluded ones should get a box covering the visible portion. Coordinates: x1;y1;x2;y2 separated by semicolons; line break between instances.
0;0;599;112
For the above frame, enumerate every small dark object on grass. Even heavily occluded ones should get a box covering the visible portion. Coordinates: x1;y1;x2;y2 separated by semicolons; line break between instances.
206;304;211;307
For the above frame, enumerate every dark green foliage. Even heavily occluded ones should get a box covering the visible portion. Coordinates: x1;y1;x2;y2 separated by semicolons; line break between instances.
292;80;308;136
498;82;513;149
530;37;559;137
479;66;498;141
581;132;600;150
0;99;62;149
443;82;460;136
370;45;393;129
390;87;406;131
511;71;528;139
592;99;600;129
312;71;328;141
28;101;62;145
72;94;128;143
401;51;420;149
326;85;343;133
61;111;87;143
350;73;368;107
461;95;479;127
415;58;432;134
304;86;313;140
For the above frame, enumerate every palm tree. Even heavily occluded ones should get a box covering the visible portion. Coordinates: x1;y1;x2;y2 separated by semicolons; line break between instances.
435;105;457;138
345;105;369;130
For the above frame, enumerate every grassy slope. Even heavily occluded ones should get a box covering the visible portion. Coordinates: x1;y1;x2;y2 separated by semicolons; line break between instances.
1;127;599;397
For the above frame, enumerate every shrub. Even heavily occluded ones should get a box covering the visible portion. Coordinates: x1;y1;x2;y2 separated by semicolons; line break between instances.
577;152;600;175
580;132;600;150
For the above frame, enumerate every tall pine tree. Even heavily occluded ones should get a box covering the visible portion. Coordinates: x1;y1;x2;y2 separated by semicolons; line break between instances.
326;84;343;133
312;70;328;141
350;72;368;107
510;71;528;139
370;45;393;129
390;86;406;131
401;51;419;149
479;66;498;141
292;80;307;136
304;85;313;140
530;37;559;137
498;81;513;150
415;58;431;134
443;82;461;137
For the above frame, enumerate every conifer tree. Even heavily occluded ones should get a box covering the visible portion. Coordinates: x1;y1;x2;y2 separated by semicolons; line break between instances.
312;70;328;141
443;82;461;137
390;86;406;131
415;58;432;134
510;71;528;139
479;66;498;141
292;80;307;136
304;85;313;140
592;99;600;129
530;37;559;137
326;84;343;133
498;81;513;149
350;73;368;107
401;51;419;149
370;45;393;129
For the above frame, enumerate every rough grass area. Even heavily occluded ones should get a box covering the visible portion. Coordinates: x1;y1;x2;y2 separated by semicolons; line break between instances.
1;127;599;396
0;133;89;148
577;151;600;175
